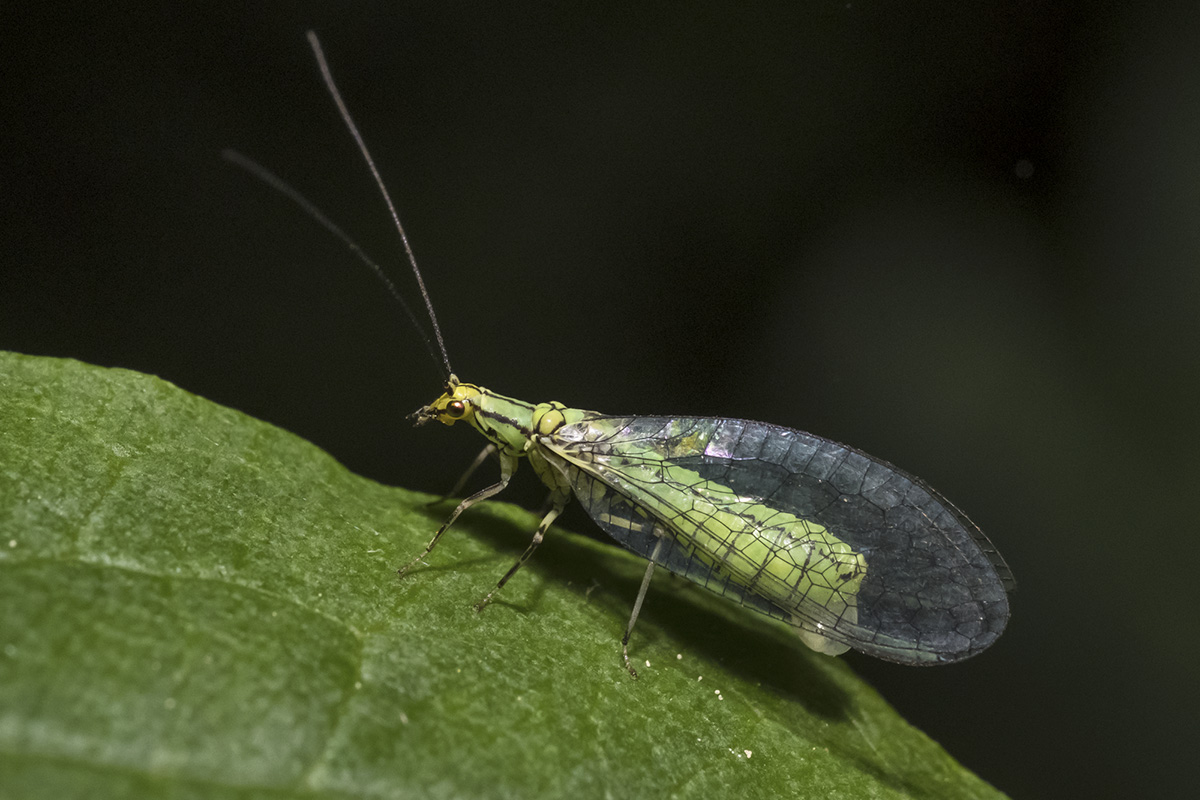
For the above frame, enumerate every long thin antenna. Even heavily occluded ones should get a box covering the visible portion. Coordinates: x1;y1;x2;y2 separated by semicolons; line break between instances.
306;30;453;380
221;149;444;375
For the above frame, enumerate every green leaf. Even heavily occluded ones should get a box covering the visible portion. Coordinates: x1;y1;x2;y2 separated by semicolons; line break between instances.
0;352;1005;799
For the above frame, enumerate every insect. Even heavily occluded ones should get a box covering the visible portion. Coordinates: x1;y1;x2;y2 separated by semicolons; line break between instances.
243;32;1012;675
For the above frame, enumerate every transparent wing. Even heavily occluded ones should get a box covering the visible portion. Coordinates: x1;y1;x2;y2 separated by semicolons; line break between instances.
565;466;855;657
547;414;1012;665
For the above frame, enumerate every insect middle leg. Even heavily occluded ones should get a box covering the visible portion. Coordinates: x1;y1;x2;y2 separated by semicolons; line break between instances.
473;490;569;612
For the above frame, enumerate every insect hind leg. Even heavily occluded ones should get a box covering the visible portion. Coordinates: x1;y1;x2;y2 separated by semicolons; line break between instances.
621;538;663;679
473;491;569;612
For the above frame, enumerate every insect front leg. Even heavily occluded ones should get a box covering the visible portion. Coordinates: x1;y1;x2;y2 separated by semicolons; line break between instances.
473;489;571;612
424;443;497;507
398;450;518;579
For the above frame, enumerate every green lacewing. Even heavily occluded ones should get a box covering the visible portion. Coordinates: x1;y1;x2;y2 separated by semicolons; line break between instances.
243;32;1012;676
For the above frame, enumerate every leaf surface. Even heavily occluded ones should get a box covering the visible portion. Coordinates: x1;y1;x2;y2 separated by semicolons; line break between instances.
0;352;1005;799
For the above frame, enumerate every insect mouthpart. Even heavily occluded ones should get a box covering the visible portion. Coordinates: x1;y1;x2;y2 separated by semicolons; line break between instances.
410;380;482;428
408;401;460;427
408;405;439;426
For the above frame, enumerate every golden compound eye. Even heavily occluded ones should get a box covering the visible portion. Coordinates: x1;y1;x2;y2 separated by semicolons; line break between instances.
444;400;467;419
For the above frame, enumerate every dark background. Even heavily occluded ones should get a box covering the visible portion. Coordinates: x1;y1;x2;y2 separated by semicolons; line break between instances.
5;3;1198;797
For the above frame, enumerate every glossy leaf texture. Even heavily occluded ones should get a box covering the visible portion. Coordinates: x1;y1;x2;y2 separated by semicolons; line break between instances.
0;352;1006;799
